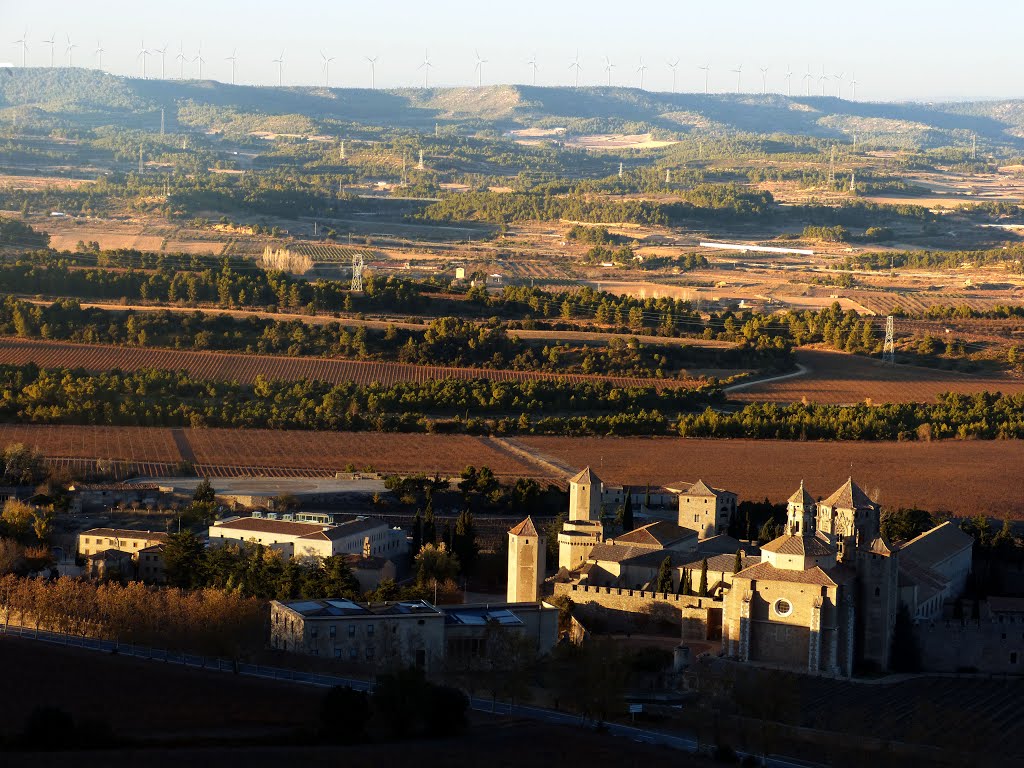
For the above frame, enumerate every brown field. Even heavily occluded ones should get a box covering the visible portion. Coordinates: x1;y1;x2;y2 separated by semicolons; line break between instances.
566;133;678;150
513;436;1024;517
0;337;674;389
0;174;95;190
0;425;547;479
731;348;1024;405
2;423;1022;516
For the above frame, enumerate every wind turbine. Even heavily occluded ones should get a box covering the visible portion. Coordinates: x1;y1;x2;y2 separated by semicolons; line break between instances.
784;65;793;97
759;66;768;95
272;49;285;86
698;63;711;94
225;48;237;85
802;64;813;97
636;57;648;90
849;72;859;100
418;50;433;88
818;65;828;96
474;50;487;87
730;63;743;93
365;55;378;88
321;50;335;87
14;29;28;68
195;44;206;79
524;53;540;85
155;43;168;79
94;40;105;70
569;50;582;87
43;32;55;68
65;34;77;67
137;41;150;78
603;55;615;86
176;42;186;79
667;58;679;92
833;71;845;99
526;53;538;85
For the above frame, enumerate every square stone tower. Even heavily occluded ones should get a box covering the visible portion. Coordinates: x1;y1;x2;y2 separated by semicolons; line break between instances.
507;517;545;603
558;467;604;570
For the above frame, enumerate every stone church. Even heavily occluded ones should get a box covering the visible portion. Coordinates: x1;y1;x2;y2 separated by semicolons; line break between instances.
508;467;974;677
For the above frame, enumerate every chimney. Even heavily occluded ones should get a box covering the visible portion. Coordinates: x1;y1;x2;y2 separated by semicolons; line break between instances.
362;536;371;558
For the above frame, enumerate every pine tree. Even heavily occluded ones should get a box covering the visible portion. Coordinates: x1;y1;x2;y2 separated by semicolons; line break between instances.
442;521;452;550
698;558;709;597
452;509;478;577
758;518;776;544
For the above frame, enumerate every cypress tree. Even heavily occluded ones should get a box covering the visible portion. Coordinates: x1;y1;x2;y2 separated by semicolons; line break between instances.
423;502;436;546
452;509;478;577
621;489;634;532
656;556;674;594
733;549;743;575
699;558;709;597
412;509;423;554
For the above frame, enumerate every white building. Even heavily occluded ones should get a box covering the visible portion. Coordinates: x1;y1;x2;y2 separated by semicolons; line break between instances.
208;515;406;561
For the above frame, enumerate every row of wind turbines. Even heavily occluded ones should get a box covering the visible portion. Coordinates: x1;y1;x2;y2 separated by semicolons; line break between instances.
10;31;862;98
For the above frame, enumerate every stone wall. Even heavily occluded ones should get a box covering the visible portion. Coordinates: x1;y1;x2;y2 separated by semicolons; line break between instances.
555;583;721;639
918;618;1024;674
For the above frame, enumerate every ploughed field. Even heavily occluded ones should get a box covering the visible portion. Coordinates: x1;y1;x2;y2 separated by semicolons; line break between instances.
2;423;1023;517
730;348;1024;404
512;435;1024;518
0;337;673;389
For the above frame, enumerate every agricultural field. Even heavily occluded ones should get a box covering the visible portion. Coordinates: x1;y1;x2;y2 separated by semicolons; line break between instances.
0;337;676;389
0;424;548;479
292;241;379;264
512;435;1024;518
729;348;1024;404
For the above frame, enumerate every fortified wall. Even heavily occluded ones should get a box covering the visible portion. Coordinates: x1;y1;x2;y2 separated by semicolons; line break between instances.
555;583;722;640
917;618;1023;674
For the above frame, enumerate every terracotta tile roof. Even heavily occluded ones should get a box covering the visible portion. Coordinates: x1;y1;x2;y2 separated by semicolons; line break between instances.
681;479;730;497
820;478;876;510
899;558;947;604
733;561;839;587
697;534;758;556
569;467;600;485
760;532;835;557
80;528;168;542
297;517;384;541
901;522;973;570
587;543;655;564
788;481;815;507
509;516;540;537
613;521;696;549
682;553;762;573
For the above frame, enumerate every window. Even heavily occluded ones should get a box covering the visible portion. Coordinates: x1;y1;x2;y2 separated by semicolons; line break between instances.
874;587;880;597
350;648;358;660
348;625;356;637
367;624;375;636
1011;652;1018;665
334;648;342;658
366;647;374;659
774;599;793;617
310;626;318;638
329;625;336;638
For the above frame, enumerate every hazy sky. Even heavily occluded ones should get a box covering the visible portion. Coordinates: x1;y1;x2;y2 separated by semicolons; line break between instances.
3;0;1023;102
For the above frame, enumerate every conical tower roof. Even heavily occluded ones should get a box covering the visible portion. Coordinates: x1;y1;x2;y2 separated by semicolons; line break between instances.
569;466;600;485
788;480;815;507
821;478;875;509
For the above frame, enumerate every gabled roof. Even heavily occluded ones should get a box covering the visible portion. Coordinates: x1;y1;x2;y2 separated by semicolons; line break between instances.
733;561;839;587
696;534;758;557
509;517;540;537
788;480;815;507
569;467;600;485
820;478;876;510
587;543;655;564
614;521;696;549
901;522;973;570
681;553;762;573
682;479;729;497
213;517;329;537
760;532;835;557
80;528;168;542
297;517;384;541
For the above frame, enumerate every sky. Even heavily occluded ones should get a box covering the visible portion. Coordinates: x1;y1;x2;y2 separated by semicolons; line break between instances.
2;0;1023;102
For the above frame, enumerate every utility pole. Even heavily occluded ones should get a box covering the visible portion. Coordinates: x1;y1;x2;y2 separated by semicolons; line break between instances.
139;145;144;176
418;149;424;170
618;162;623;178
972;134;977;161
883;315;895;365
340;140;345;160
160;107;165;136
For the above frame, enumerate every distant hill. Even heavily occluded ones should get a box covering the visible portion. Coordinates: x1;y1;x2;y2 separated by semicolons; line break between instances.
2;67;1024;149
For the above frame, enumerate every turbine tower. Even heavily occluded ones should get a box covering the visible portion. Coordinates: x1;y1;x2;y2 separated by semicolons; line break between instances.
43;32;55;68
730;63;742;92
603;55;614;86
176;42;187;79
803;64;813;96
226;48;238;85
272;50;285;87
155;44;168;79
667;58;679;92
94;40;105;70
474;50;487;87
834;71;845;99
759;66;768;95
365;55;378;88
137;41;150;78
526;53;538;85
418;49;432;88
321;49;335;87
569;50;582;87
849;72;859;100
14;29;28;68
65;34;77;67
784;65;793;97
636;57;648;90
195;44;206;79
818;65;827;96
698;63;711;94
